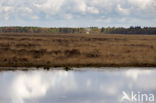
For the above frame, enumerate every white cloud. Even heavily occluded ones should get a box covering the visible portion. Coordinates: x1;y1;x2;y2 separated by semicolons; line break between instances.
0;6;14;20
64;14;73;19
87;7;100;14
31;15;39;20
33;0;65;14
128;0;154;9
19;7;32;14
116;4;130;15
0;0;155;26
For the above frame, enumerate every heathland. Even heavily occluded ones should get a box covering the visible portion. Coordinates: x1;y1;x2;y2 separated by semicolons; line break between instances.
0;33;156;68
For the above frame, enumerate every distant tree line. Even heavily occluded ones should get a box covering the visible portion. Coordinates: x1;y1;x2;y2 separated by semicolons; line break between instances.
0;27;87;34
101;26;156;34
0;26;156;34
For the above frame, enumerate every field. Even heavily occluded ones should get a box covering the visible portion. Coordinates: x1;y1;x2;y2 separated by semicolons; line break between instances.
0;33;156;68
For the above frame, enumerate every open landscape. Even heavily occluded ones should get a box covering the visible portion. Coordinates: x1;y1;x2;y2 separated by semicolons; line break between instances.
0;33;156;68
1;0;156;102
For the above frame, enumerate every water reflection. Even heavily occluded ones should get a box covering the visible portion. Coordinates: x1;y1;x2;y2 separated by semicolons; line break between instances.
0;68;156;103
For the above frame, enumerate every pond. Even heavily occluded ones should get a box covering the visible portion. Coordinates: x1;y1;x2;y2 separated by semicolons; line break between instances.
0;68;156;103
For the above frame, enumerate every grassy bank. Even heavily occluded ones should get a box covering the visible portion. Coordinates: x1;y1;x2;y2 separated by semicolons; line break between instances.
0;33;156;68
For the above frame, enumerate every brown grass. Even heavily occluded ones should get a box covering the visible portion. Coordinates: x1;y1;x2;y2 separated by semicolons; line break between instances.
0;33;156;68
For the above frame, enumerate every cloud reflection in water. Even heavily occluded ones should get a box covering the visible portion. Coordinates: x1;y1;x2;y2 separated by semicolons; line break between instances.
0;68;156;103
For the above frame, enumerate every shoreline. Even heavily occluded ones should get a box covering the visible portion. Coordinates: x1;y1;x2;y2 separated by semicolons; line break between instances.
0;63;156;71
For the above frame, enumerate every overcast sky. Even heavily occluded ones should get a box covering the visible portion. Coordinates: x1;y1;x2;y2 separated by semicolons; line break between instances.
0;0;156;27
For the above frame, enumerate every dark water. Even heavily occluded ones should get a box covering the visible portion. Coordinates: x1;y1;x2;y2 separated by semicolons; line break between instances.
0;68;156;103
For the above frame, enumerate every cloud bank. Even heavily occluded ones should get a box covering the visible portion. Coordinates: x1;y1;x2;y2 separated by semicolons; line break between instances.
0;0;156;27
